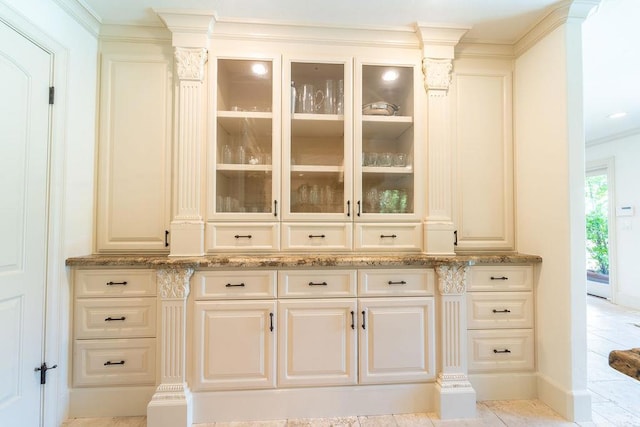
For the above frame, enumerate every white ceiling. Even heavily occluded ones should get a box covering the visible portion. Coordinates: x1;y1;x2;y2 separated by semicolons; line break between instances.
81;0;639;143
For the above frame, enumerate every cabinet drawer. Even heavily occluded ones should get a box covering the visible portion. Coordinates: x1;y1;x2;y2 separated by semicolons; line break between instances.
358;269;435;296
281;223;352;251
74;269;156;297
468;265;533;292
278;270;357;298
354;223;422;251
206;222;279;252
192;270;277;300
73;338;156;387
467;329;534;373
74;298;157;339
467;292;533;329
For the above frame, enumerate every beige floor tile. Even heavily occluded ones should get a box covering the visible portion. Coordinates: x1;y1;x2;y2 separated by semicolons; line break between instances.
393;412;434;426
212;421;287;427
483;400;575;426
358;414;398;427
286;416;360;427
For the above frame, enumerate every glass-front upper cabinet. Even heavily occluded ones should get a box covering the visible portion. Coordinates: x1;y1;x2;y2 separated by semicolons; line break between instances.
210;57;281;220
282;57;353;221
355;60;422;221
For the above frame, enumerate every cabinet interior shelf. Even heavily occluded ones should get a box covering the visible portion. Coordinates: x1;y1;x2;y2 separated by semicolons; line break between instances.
217;112;273;136
217;164;273;172
292;114;344;137
362;115;413;139
291;165;344;173
362;166;413;174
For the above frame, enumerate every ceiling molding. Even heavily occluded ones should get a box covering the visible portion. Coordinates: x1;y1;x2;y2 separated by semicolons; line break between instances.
99;24;171;43
586;126;640;147
51;0;101;37
455;42;515;59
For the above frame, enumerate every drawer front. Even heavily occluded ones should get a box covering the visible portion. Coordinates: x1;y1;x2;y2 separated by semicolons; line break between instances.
358;269;435;296
192;270;277;300
73;338;156;387
467;292;533;329
467;329;534;373
278;270;357;298
468;265;533;292
206;222;279;252
354;223;423;251
75;298;157;339
281;223;352;251
74;269;156;297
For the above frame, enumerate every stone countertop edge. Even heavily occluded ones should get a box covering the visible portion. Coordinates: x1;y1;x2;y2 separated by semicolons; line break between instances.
65;253;542;269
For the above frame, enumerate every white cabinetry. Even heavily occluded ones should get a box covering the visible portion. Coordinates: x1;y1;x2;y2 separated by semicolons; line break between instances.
466;265;534;373
95;42;173;253
452;59;514;251
192;270;277;390
72;269;157;387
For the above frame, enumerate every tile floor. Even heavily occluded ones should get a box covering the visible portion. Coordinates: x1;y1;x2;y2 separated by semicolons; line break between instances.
63;295;640;427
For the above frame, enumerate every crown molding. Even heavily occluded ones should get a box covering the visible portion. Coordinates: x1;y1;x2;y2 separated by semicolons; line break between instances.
514;0;601;57
586;126;640;147
99;24;171;43
455;42;515;59
51;0;101;37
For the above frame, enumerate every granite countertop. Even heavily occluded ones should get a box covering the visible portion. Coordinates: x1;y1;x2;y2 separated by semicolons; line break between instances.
66;252;542;269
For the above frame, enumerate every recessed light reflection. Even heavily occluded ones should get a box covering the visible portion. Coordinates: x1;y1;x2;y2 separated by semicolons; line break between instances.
607;112;627;119
252;63;268;75
382;70;399;81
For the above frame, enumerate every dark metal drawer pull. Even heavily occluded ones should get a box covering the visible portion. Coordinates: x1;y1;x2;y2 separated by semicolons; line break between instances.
350;311;355;330
361;310;366;330
269;312;274;332
490;276;508;280
493;349;511;354
380;234;397;239
308;281;328;286
104;360;125;366
234;234;252;239
308;234;326;238
388;280;407;285
226;283;245;287
492;309;511;313
106;281;127;286
105;316;126;322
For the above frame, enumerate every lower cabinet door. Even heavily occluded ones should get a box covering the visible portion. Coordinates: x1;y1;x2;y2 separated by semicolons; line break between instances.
193;300;276;390
358;297;435;384
278;299;357;387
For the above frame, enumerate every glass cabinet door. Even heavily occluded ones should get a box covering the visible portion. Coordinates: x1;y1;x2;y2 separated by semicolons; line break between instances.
283;58;353;221
212;57;280;219
355;62;419;220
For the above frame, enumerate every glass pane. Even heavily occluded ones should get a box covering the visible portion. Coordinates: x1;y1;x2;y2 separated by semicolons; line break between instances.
361;64;414;215
290;62;345;215
217;59;272;112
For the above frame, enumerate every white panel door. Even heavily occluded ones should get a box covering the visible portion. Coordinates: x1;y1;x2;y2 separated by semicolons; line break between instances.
0;20;51;425
358;298;435;384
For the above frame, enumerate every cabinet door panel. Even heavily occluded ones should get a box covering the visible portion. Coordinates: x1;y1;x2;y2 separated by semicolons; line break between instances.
453;61;514;251
96;50;172;252
359;298;435;384
278;299;357;387
193;301;276;390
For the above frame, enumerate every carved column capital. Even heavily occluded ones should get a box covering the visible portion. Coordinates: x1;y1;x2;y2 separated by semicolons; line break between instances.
435;263;469;295
422;58;453;95
174;47;207;81
157;268;194;299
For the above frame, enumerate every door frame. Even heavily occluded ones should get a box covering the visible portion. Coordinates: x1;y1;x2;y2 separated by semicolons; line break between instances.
586;157;617;302
0;4;70;426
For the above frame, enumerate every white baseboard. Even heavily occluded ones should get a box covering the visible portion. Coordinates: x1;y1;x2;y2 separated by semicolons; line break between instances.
469;372;537;400
68;386;155;417
192;383;435;423
614;291;640;311
537;374;592;422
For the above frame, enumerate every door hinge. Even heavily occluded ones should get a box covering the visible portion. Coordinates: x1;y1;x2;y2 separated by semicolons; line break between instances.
35;362;57;385
49;86;55;105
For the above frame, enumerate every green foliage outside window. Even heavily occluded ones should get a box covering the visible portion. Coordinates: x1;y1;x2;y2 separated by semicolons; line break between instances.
585;174;609;275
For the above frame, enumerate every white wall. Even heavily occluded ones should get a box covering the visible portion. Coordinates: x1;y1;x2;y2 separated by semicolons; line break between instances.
0;1;98;425
514;18;591;422
587;132;640;309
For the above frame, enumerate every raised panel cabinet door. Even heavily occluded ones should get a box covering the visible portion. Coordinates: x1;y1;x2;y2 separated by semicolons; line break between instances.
452;60;514;251
96;48;173;252
193;301;276;391
278;299;357;387
358;297;435;384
